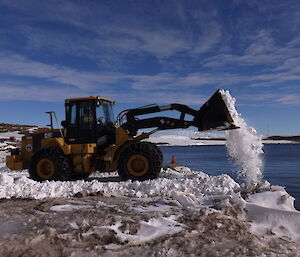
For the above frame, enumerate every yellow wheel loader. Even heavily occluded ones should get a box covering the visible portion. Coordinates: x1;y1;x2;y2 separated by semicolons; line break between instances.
6;89;237;181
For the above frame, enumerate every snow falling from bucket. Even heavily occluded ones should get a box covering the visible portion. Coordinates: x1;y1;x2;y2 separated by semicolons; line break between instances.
220;90;264;186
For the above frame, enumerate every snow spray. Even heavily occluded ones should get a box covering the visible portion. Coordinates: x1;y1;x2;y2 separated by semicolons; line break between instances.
220;90;263;186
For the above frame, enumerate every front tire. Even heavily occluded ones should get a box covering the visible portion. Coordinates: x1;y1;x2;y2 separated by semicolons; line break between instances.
117;142;161;181
148;142;163;164
29;147;71;181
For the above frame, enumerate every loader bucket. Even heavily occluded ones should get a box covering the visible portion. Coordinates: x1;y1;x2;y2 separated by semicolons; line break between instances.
195;89;238;131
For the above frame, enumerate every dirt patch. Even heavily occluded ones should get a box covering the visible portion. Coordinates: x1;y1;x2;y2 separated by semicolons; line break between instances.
0;196;299;257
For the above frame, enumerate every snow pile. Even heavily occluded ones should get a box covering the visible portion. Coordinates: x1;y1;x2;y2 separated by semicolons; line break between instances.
243;187;300;241
0;168;239;203
221;90;264;185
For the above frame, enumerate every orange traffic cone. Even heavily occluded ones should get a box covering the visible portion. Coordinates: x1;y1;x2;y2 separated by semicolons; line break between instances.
170;154;176;164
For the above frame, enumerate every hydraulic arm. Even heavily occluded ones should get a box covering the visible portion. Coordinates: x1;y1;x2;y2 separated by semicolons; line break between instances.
119;89;238;136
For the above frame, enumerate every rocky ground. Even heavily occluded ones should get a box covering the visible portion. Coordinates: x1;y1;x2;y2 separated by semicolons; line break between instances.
0;193;299;257
0;124;300;256
0;123;36;134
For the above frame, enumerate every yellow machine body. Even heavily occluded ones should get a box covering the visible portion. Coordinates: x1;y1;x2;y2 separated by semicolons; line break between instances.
6;126;131;174
5;91;237;181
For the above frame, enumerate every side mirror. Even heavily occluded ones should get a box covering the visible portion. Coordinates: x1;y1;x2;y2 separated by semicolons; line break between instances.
61;120;67;128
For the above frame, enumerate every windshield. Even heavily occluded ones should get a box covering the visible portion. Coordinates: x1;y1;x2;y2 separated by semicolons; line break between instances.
96;100;115;124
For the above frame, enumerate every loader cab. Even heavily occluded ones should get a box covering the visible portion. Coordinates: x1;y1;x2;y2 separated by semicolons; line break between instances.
63;96;116;145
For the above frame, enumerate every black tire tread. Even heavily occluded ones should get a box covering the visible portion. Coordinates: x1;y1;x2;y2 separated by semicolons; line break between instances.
117;142;161;181
147;142;163;164
29;147;71;181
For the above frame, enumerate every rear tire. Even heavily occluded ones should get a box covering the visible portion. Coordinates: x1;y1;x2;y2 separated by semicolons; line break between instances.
117;142;161;181
29;147;71;181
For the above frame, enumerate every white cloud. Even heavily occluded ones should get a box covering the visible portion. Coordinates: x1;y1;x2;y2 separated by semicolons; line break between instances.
0;0;223;60
1;0;300;109
275;94;300;105
0;54;131;90
244;30;275;55
1;53;300;106
0;83;80;102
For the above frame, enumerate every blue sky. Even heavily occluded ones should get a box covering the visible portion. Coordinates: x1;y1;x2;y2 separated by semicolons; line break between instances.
0;0;300;135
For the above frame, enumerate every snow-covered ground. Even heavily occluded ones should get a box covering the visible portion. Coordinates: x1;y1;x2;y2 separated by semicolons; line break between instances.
1;146;300;255
1;150;300;243
0;131;23;139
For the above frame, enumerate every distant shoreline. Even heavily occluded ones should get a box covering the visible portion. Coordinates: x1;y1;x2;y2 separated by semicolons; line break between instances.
0;123;299;145
155;138;300;146
192;136;300;142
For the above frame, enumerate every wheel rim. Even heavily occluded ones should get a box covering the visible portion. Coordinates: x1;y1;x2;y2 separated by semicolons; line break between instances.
36;158;55;179
127;154;149;177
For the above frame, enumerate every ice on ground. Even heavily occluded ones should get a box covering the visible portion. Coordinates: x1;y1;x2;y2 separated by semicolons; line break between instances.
84;215;184;245
244;189;300;241
49;204;93;212
221;90;264;186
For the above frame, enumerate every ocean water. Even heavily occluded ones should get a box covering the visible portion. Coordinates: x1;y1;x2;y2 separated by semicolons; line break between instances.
160;144;300;210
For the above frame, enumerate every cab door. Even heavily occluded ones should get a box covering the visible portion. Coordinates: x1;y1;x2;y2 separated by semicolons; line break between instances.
65;100;96;144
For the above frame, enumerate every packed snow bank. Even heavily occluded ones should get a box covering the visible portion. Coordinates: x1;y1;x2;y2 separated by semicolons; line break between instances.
221;90;264;186
244;188;300;242
0;168;239;202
